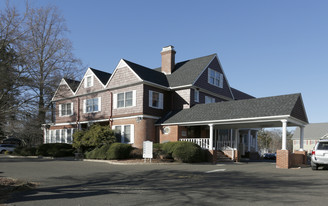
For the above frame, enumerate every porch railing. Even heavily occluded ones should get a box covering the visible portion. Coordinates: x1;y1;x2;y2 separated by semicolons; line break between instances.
179;138;210;149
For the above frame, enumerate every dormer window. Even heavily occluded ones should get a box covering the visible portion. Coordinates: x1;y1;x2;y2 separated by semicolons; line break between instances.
149;90;163;109
208;68;223;88
84;75;93;88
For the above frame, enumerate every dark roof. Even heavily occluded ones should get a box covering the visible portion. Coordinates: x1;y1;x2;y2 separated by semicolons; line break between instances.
123;59;169;87
129;54;216;88
157;93;308;125
164;54;216;87
231;88;255;100
90;68;111;85
292;123;328;140
64;78;80;92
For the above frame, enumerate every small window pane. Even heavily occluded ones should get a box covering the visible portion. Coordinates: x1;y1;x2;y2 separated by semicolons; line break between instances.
67;129;72;143
114;126;122;142
125;92;133;107
117;93;125;108
56;130;60;143
61;129;65;143
124;125;131;143
66;103;72;115
152;92;159;107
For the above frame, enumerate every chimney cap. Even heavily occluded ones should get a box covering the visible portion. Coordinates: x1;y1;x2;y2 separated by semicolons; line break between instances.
161;45;175;53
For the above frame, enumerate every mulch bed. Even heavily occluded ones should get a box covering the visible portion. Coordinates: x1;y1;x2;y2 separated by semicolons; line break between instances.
0;177;38;204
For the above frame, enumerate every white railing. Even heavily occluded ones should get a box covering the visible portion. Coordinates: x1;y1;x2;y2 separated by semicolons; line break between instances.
221;145;235;160
180;138;210;149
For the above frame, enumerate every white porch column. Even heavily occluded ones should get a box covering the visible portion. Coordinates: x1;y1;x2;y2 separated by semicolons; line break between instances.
247;130;251;152
209;124;214;150
234;129;239;149
230;129;233;147
300;126;304;151
255;131;258;152
281;120;288;150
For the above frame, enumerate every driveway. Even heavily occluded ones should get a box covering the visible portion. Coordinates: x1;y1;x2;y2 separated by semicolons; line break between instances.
1;156;328;206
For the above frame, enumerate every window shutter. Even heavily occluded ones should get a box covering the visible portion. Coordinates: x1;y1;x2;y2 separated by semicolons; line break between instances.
149;91;153;107
132;90;136;107
91;75;94;87
83;100;86;113
84;77;87;88
219;73;224;88
208;68;211;84
98;97;101;112
130;124;134;144
113;93;117;109
71;102;74;115
59;104;62;117
159;93;164;109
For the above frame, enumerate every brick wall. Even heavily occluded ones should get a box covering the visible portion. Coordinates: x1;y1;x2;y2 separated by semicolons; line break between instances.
276;150;291;169
112;117;156;148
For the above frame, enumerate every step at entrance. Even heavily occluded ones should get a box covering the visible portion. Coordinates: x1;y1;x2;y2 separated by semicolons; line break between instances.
217;150;234;163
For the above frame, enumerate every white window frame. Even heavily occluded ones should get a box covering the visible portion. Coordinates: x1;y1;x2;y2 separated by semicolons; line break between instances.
113;90;136;109
205;96;215;104
208;68;223;88
84;75;94;88
112;124;134;144
59;102;73;117
194;89;199;103
83;97;101;113
149;90;163;109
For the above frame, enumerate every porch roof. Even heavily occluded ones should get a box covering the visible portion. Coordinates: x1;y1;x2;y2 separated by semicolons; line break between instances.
157;93;308;128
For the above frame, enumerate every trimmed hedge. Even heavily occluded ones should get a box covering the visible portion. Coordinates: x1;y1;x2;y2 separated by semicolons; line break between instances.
36;143;75;157
85;143;133;160
106;143;133;160
162;141;204;163
13;147;37;156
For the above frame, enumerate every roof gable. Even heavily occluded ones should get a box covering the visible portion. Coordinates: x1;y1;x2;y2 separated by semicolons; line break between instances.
52;78;76;101
75;67;110;94
124;59;169;87
164;54;216;88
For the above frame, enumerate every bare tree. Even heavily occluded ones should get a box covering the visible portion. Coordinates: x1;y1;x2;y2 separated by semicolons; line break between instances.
19;5;82;144
0;3;82;144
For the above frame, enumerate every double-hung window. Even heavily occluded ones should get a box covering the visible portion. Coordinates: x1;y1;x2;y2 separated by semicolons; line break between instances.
59;103;73;116
194;89;199;103
84;75;93;88
83;97;101;113
112;125;134;144
208;68;223;88
205;96;215;104
149;90;163;109
113;91;136;109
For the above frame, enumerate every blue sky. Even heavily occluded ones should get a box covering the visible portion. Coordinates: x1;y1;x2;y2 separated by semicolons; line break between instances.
2;0;328;123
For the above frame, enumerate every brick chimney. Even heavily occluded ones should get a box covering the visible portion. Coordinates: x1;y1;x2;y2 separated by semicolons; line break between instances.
161;45;176;74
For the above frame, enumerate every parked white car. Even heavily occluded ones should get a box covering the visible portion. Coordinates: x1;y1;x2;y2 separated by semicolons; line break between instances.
0;144;16;154
311;139;328;170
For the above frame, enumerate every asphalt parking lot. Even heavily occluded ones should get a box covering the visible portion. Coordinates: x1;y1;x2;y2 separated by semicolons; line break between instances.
1;155;328;206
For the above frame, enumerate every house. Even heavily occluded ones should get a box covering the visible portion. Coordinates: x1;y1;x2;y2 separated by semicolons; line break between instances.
292;123;328;153
44;45;308;166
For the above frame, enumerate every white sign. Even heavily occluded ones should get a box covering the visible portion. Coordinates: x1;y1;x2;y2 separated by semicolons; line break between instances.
143;141;153;159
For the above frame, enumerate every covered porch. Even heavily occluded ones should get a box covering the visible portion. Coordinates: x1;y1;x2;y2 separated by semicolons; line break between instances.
157;93;308;168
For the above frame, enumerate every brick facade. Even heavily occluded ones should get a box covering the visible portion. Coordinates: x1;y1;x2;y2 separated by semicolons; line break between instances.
276;150;291;169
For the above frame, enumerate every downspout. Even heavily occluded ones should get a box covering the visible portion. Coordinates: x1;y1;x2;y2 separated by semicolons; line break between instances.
76;98;80;130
